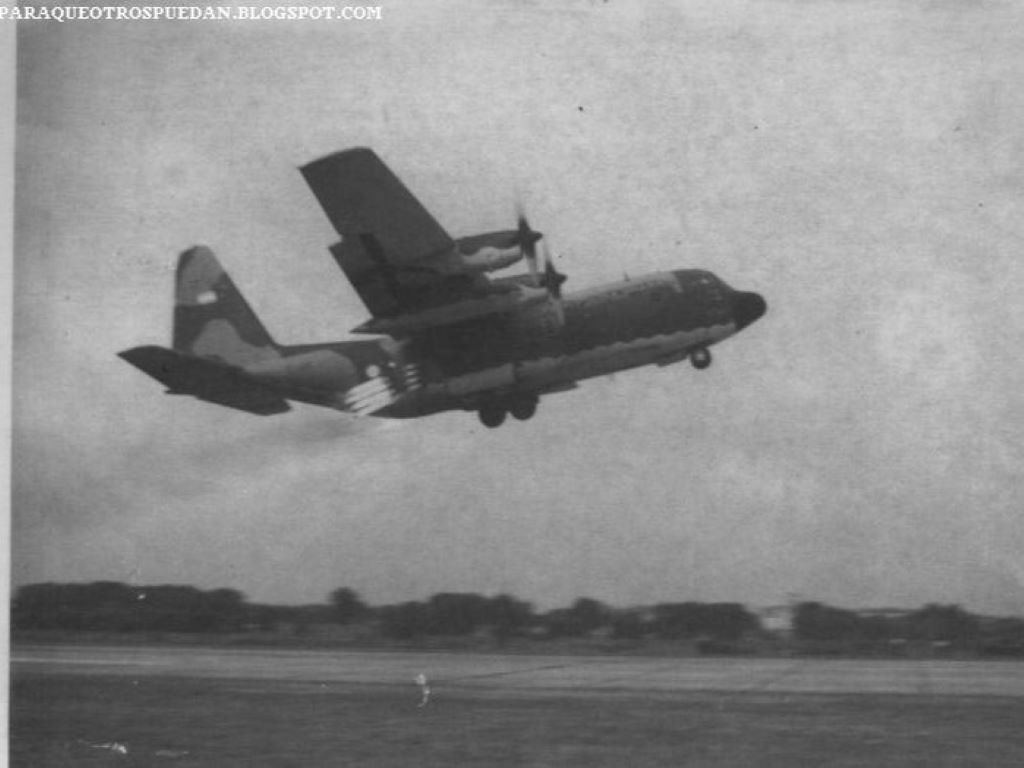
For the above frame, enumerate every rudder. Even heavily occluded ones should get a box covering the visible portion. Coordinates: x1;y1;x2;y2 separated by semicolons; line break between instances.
172;246;280;365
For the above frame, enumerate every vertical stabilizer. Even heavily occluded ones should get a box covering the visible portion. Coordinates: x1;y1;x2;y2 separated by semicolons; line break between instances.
172;246;280;365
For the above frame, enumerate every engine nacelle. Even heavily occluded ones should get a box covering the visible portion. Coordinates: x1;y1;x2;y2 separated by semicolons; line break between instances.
458;245;523;273
451;230;525;273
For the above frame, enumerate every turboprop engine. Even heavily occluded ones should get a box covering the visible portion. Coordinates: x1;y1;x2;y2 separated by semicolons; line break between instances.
428;210;548;279
442;212;542;274
451;231;528;273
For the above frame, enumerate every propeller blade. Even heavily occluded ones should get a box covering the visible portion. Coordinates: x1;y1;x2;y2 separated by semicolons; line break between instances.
539;241;567;326
515;205;541;284
540;241;567;299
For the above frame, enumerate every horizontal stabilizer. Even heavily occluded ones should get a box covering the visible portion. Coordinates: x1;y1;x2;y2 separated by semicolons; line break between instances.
119;345;291;415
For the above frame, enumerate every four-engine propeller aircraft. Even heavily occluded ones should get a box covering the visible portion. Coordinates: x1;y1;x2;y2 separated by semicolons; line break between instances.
120;148;766;427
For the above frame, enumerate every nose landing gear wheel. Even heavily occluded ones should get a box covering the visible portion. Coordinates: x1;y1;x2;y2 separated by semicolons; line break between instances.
478;405;507;428
690;347;712;370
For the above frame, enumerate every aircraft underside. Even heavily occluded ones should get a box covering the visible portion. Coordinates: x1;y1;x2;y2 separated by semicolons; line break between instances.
373;319;738;426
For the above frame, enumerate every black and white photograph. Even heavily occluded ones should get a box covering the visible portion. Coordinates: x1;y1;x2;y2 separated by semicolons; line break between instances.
9;1;1024;764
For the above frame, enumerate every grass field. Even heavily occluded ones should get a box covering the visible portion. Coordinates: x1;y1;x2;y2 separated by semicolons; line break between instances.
12;672;1024;767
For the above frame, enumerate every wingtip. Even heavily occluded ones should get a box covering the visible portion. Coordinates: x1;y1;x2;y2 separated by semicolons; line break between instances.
176;245;214;277
117;345;157;365
299;146;377;173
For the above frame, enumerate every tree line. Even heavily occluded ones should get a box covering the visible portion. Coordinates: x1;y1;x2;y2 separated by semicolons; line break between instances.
11;582;1024;656
12;582;248;633
791;601;1024;656
11;582;759;647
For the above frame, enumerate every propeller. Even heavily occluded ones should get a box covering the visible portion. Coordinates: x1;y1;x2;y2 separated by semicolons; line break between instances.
515;205;542;284
515;204;567;324
539;240;567;325
539;240;567;299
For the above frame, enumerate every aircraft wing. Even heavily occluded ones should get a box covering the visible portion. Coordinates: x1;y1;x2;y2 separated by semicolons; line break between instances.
301;148;492;319
301;147;453;265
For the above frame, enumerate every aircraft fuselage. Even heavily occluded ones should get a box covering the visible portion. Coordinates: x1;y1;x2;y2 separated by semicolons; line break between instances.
237;267;765;424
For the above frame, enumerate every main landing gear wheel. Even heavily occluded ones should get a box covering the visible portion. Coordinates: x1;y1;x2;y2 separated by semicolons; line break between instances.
690;347;712;370
509;396;538;421
478;404;507;428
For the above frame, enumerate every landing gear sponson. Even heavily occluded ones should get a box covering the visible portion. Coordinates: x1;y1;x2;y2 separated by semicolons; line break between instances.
477;394;539;428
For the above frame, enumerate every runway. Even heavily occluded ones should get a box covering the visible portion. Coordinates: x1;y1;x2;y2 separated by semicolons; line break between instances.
13;644;1024;698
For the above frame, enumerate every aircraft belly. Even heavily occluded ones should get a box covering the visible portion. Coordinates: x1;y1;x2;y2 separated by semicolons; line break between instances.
517;323;735;387
444;363;516;397
402;322;736;413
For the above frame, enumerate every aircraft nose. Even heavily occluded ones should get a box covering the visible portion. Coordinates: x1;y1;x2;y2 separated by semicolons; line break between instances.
732;291;767;330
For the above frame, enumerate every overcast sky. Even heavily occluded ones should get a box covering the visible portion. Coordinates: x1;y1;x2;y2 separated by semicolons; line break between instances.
13;0;1024;614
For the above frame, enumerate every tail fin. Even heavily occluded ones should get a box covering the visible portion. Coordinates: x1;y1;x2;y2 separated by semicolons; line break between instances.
173;246;280;365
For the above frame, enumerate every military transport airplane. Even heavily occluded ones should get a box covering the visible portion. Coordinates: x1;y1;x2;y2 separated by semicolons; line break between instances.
120;148;766;428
